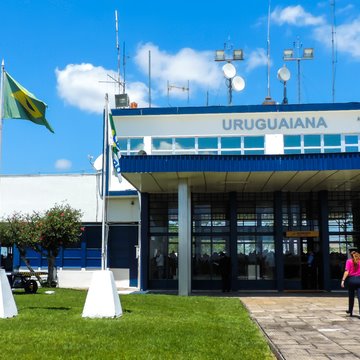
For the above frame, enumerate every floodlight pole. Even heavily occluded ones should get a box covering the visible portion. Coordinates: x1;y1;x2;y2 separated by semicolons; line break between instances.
214;40;244;106
283;38;314;104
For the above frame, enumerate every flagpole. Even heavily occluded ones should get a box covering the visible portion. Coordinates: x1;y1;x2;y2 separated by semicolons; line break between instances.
101;94;109;270
0;60;5;170
0;60;3;269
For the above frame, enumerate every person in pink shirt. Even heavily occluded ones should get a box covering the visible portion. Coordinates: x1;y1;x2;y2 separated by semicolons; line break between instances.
341;248;360;317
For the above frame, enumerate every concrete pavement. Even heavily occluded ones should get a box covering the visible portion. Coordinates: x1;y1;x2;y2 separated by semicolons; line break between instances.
241;293;360;360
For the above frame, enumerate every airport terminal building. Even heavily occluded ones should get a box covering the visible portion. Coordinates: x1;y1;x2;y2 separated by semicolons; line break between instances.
2;102;360;294
113;102;360;294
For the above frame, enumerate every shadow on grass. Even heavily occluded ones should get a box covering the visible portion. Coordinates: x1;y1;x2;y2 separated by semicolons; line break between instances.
26;306;71;311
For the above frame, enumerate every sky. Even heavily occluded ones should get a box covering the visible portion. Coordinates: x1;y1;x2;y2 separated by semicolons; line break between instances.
1;0;360;175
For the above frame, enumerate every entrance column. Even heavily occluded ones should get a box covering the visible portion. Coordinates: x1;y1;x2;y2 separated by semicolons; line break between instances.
178;179;191;296
274;191;284;291
319;190;330;291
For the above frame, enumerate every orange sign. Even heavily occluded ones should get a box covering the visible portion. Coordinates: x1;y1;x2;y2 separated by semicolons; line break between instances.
286;231;319;238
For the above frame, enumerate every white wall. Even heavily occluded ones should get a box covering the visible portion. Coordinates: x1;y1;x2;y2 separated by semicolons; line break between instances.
0;173;139;223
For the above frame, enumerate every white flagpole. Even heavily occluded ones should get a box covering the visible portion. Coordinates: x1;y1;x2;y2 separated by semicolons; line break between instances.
0;60;3;269
101;94;109;270
0;60;5;170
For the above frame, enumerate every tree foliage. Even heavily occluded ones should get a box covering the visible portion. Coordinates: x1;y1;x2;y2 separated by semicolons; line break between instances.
1;204;83;286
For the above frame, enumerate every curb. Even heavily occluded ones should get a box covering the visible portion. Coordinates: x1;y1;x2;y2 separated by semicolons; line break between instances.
240;300;285;360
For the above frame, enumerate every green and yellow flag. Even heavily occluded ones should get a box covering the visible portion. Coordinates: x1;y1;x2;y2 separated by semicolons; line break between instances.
3;72;54;133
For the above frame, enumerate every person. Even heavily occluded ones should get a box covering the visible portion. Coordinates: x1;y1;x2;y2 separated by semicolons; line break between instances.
218;252;231;292
341;248;360;317
155;250;165;279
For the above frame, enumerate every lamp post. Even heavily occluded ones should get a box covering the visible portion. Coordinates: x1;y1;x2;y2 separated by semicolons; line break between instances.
283;38;314;104
215;43;245;105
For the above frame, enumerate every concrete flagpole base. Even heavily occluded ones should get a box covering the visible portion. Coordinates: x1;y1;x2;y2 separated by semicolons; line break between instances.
82;270;122;318
0;269;18;318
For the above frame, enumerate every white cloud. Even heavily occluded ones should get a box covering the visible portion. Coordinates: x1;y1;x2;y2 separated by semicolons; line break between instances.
55;63;149;114
56;64;114;113
55;159;72;171
271;5;325;26
313;17;360;59
134;43;223;97
246;48;268;72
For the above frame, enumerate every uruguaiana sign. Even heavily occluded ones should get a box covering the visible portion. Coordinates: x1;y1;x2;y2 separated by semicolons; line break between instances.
114;109;360;137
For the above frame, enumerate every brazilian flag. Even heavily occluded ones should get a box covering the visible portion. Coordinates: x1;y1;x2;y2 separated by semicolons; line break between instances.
3;72;54;133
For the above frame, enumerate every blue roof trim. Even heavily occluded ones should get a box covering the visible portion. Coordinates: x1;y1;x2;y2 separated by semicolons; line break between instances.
112;102;360;117
119;153;360;173
108;190;138;196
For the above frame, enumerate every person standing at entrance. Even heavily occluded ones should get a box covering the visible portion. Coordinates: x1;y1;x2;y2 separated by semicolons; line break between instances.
155;250;165;279
341;249;360;317
218;252;231;292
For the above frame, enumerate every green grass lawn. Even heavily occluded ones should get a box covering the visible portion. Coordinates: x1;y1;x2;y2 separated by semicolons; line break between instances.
0;289;274;360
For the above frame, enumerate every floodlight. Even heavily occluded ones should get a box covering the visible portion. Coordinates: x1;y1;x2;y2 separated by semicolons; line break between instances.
303;48;314;59
233;49;244;61
215;50;225;61
283;49;294;60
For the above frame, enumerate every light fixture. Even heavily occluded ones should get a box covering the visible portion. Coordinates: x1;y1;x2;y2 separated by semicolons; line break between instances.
283;49;294;60
283;38;314;104
303;48;314;59
233;49;244;61
215;50;225;62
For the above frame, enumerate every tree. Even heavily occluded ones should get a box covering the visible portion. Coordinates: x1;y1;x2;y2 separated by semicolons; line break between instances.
0;212;43;283
36;204;83;286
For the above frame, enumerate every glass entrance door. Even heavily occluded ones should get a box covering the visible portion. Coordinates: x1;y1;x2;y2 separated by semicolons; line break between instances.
283;237;321;290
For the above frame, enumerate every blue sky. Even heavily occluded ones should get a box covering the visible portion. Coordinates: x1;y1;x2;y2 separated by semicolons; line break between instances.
1;0;360;174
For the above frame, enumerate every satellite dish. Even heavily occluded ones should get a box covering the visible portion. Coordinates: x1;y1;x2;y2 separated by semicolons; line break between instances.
232;76;245;92
222;63;236;79
277;66;291;82
93;154;103;171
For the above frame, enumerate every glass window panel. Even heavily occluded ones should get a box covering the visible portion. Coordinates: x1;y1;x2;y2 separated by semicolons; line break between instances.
345;135;358;144
118;138;128;150
284;135;301;147
324;134;341;146
221;150;242;155
152;138;172;150
304;148;321;154
198;137;218;149
244;150;264;155
198;150;218;155
346;146;358;152
304;135;321;147
221;137;241;149
175;138;195;150
284;149;302;154
324;148;341;153
244;136;264;148
130;138;144;151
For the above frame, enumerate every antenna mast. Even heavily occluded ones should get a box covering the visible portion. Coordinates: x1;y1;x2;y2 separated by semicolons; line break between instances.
262;0;275;105
115;10;121;94
331;0;337;103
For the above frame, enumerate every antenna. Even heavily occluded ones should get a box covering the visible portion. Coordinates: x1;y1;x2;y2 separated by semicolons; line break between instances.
148;50;151;108
115;10;121;94
122;42;126;94
262;0;275;105
167;81;190;106
331;0;337;103
99;11;129;108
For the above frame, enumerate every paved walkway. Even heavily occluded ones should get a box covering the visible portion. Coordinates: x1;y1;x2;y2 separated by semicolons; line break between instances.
241;294;360;360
